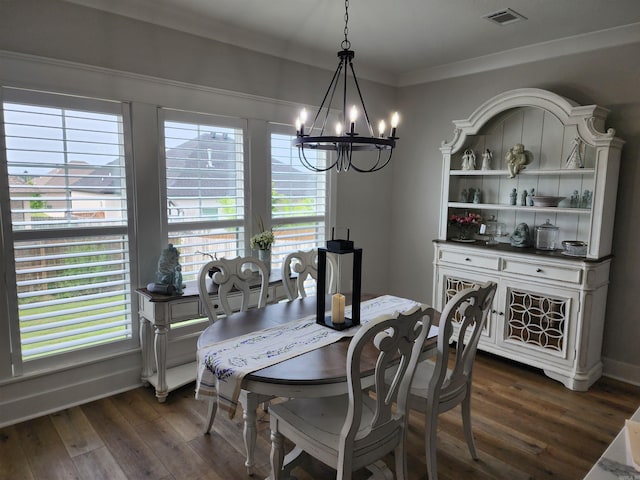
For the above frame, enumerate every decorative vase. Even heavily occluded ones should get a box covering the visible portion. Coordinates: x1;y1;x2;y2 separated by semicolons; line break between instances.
258;248;271;273
457;225;477;241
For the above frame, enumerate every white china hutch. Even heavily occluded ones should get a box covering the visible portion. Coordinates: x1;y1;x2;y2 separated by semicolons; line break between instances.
434;88;624;390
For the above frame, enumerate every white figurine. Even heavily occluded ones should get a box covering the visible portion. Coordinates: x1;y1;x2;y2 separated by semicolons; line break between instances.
565;136;585;169
461;149;476;171
505;143;532;178
481;149;493;170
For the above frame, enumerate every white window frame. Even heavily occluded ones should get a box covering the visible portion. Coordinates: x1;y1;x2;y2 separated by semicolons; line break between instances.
268;122;335;273
158;108;250;282
0;87;137;377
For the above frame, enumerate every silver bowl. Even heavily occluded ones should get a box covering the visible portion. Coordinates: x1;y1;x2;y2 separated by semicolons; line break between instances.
532;196;565;207
562;240;588;256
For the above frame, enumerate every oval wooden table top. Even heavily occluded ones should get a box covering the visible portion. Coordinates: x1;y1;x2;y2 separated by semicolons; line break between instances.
197;296;438;390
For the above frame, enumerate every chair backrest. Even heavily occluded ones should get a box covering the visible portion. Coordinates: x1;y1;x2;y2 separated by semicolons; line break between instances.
429;281;497;412
339;305;431;470
281;249;339;300
197;256;269;323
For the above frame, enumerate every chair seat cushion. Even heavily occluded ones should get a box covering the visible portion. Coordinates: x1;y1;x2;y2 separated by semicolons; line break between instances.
269;394;377;460
409;359;437;397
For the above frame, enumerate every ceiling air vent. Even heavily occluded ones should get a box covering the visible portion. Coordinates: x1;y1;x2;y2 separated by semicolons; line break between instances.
484;8;527;26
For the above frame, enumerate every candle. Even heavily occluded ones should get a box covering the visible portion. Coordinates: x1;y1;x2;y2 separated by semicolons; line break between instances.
378;120;386;137
299;108;308;136
331;293;345;324
349;106;358;134
390;112;399;138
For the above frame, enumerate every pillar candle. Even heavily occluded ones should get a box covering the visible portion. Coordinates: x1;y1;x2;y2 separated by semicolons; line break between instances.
331;293;345;324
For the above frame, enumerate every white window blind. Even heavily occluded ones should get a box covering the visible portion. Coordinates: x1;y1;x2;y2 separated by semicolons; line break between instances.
270;129;328;272
161;109;246;281
1;89;133;362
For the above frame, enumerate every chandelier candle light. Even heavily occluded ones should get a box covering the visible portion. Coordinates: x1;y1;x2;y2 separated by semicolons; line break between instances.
294;0;400;173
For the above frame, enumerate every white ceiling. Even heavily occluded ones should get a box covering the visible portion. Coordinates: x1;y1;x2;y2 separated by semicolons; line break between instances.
63;0;640;86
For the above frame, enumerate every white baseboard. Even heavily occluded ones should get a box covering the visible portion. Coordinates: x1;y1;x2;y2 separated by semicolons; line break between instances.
602;356;640;387
0;358;143;428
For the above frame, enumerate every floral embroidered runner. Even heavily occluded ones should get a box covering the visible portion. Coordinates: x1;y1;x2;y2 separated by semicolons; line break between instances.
195;295;427;418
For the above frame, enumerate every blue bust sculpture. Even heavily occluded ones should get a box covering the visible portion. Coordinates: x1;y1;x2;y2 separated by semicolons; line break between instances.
510;223;532;248
156;243;184;294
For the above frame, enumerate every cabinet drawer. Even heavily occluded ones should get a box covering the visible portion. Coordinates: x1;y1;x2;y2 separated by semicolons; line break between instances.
169;299;201;320
439;249;500;270
502;259;582;284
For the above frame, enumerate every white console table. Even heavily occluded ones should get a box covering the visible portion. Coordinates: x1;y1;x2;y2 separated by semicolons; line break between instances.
583;406;640;479
137;273;287;402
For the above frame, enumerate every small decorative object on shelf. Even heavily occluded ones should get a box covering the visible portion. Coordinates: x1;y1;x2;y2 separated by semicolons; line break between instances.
509;188;517;205
481;148;493;170
570;190;580;208
532;195;565;207
154;243;184;295
527;188;535;206
535;219;559;250
565;136;585;169
521;189;528;206
251;216;275;273
449;212;482;241
562;240;588;257
460;188;468;203
316;228;362;331
505;143;532;178
483;216;507;246
461;148;476;170
581;190;592;208
510;222;532;247
473;189;482;204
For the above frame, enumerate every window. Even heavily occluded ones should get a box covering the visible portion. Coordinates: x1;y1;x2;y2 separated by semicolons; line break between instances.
269;126;329;273
0;88;133;369
160;109;247;282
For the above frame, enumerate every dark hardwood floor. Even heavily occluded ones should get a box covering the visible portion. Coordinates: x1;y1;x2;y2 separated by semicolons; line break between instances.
2;352;639;479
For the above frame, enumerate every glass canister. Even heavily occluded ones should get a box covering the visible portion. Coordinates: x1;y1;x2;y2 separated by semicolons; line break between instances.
535;219;559;250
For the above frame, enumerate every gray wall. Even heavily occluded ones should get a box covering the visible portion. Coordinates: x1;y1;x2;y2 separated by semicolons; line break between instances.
0;0;397;296
390;43;640;379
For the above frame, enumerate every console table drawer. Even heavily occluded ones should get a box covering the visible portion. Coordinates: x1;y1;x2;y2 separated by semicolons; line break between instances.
502;259;583;284
439;249;500;270
170;300;202;320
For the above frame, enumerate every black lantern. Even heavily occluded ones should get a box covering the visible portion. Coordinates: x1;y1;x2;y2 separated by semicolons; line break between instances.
316;229;362;331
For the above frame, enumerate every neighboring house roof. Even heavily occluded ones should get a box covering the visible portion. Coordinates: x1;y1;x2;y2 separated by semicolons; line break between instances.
164;132;239;199
21;133;318;199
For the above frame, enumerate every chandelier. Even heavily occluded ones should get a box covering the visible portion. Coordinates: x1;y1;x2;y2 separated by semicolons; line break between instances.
294;0;399;173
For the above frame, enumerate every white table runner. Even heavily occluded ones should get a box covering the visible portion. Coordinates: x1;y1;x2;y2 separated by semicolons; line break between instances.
195;295;428;418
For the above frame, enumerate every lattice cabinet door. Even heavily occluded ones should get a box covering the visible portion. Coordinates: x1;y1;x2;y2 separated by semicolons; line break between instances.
497;281;579;366
436;268;497;342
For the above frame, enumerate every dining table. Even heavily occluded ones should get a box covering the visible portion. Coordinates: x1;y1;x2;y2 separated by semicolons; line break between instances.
195;294;439;476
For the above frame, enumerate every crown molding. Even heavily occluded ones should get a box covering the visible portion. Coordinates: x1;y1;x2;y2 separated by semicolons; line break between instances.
397;22;640;87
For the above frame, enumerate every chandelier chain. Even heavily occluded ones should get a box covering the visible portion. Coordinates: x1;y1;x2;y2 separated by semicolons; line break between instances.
342;0;350;50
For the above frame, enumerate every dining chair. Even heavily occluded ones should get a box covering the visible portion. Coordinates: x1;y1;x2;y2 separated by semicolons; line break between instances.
197;255;269;324
402;281;497;480
268;304;432;480
281;249;339;300
197;255;270;434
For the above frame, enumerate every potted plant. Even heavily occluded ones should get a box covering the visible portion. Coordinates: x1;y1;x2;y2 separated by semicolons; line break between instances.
449;212;482;241
250;217;275;271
